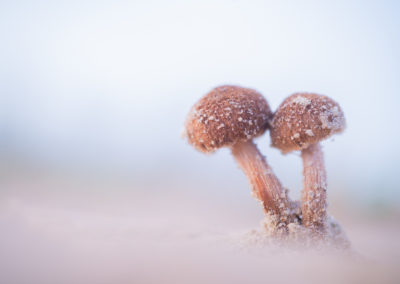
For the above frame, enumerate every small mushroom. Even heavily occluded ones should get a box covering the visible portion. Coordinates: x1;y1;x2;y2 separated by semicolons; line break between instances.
270;93;345;232
184;85;291;227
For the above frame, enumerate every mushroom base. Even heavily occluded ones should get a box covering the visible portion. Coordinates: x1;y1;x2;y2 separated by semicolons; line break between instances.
244;213;350;250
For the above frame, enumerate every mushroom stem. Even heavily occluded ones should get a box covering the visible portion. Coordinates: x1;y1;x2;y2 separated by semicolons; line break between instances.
301;143;327;231
231;140;290;223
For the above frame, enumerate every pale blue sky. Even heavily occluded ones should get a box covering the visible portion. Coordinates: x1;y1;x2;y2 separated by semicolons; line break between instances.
1;0;399;201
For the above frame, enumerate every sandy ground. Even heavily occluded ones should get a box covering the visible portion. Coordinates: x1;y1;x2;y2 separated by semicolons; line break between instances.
0;175;399;284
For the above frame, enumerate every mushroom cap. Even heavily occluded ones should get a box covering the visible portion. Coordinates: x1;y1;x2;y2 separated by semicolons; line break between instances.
185;85;272;153
270;93;346;153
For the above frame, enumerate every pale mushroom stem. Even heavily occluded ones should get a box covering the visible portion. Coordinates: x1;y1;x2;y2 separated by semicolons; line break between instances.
231;140;290;223
301;143;327;231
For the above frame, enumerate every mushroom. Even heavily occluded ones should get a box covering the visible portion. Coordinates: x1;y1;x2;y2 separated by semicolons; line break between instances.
270;93;345;232
184;85;291;228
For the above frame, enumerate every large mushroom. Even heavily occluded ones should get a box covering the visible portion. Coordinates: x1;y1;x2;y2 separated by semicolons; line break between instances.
270;93;345;232
184;85;291;228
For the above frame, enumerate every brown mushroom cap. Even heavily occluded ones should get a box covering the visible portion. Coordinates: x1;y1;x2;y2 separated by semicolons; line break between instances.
185;85;272;153
270;93;346;153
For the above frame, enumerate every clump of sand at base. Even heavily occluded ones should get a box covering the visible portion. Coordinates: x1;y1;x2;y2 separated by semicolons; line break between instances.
237;214;350;252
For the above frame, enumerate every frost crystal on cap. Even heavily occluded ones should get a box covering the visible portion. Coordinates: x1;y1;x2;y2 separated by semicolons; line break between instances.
270;93;346;153
184;85;272;153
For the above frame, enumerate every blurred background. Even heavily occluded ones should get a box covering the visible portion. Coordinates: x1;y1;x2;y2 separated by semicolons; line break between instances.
1;1;399;283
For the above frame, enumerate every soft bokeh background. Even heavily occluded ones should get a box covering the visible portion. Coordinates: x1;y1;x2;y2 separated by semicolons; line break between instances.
1;1;399;283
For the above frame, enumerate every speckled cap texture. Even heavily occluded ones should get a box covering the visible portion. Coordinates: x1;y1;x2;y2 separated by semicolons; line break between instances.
185;85;272;153
270;93;346;153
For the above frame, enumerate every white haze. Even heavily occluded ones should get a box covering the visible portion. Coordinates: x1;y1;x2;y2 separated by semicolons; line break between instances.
1;0;400;202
